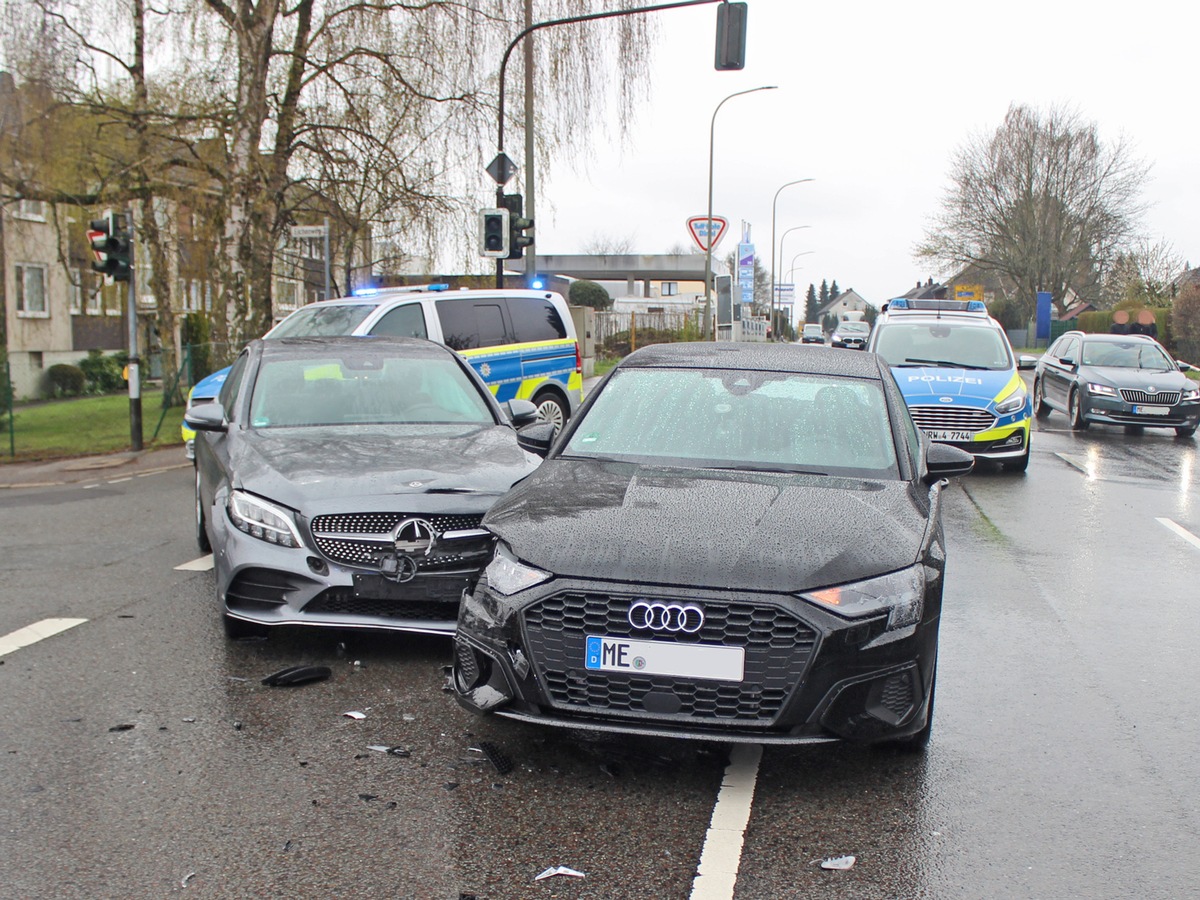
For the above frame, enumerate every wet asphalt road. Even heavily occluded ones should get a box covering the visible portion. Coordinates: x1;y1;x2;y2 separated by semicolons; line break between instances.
2;416;1199;899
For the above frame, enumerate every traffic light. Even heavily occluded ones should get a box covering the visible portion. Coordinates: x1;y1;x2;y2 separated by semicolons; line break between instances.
500;193;534;260
714;2;748;71
479;208;510;258
89;211;132;282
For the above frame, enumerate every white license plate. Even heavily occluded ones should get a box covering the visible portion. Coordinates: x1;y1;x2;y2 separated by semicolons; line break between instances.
923;429;975;442
585;635;744;682
1133;405;1170;416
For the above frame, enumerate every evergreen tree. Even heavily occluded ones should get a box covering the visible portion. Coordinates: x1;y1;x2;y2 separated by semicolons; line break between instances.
829;279;840;299
805;284;819;323
819;279;830;306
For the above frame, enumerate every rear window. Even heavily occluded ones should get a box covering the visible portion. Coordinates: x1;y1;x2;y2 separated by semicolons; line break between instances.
507;297;567;343
436;298;508;350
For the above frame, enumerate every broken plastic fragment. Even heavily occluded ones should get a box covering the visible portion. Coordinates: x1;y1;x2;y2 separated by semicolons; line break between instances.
261;665;332;687
820;855;856;870
108;723;135;732
477;741;513;776
343;711;366;720
534;866;585;881
181;872;196;887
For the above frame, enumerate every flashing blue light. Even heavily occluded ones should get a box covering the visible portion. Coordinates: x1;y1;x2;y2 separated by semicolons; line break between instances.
966;300;987;312
529;278;545;290
888;297;909;309
353;287;379;296
427;283;450;291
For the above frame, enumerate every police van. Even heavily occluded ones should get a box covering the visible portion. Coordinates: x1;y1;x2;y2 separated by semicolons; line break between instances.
183;284;583;457
867;298;1037;472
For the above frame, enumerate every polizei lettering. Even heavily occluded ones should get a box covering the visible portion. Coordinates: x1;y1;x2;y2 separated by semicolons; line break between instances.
907;374;984;385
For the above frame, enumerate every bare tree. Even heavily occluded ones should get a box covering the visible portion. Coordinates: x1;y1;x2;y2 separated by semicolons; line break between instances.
583;233;635;255
1101;237;1183;308
916;104;1149;318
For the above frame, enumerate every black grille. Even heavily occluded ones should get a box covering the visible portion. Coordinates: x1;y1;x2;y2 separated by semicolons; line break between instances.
303;588;458;621
226;568;307;610
910;406;996;432
878;671;915;716
522;592;817;725
1119;389;1180;405
309;512;484;568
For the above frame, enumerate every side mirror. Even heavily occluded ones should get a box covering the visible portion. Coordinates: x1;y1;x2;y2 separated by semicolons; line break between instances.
1018;355;1038;370
516;421;556;458
1059;357;1076;368
504;398;539;428
184;401;227;434
1178;360;1194;373
923;441;974;483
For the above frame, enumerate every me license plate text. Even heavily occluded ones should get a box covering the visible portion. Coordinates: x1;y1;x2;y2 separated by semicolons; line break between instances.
1133;405;1169;416
585;635;744;682
923;429;975;442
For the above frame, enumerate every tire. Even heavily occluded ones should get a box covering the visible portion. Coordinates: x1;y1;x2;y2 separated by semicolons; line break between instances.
1068;388;1090;431
224;614;268;641
1033;378;1051;419
195;467;212;554
1003;442;1030;473
1176;424;1198;438
533;391;568;435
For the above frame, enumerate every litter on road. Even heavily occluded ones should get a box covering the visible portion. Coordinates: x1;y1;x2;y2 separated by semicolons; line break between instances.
534;866;585;881
819;855;857;870
261;664;332;686
342;711;366;720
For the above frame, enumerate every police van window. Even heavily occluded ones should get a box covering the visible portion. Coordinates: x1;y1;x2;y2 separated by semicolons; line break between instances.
219;351;250;421
371;303;428;339
436;298;508;350
506;297;567;342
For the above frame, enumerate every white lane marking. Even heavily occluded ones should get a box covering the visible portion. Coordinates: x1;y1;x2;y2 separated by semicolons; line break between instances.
1157;517;1200;551
690;743;763;900
0;618;88;657
107;477;133;484
176;555;215;571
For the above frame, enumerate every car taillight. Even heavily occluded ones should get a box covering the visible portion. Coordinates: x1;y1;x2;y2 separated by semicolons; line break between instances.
574;342;582;374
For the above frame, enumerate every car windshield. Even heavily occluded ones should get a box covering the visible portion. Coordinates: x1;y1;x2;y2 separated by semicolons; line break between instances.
249;350;493;427
266;304;376;338
563;367;899;478
873;321;1012;370
1080;339;1174;371
804;325;823;335
839;322;869;334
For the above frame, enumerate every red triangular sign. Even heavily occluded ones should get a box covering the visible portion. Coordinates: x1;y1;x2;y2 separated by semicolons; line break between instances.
686;216;729;253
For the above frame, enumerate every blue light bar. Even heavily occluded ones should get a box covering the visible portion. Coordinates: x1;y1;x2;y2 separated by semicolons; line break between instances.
427;283;450;291
352;287;378;296
886;298;987;314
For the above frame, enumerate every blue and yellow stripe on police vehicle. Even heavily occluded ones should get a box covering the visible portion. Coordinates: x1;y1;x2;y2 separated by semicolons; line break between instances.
458;339;582;408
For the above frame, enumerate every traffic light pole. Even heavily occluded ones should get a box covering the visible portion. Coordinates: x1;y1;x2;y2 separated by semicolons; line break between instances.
126;207;142;451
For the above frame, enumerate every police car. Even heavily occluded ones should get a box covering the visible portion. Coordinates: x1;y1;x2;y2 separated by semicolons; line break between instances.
867;298;1037;472
183;284;583;458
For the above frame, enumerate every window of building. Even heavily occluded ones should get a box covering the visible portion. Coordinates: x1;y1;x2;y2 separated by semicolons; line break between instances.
69;269;84;314
15;264;48;316
15;199;46;221
661;282;678;296
86;282;103;315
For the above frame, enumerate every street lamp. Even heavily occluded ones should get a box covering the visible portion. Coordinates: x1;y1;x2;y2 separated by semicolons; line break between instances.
769;180;813;339
788;249;814;325
775;224;810;318
704;85;778;338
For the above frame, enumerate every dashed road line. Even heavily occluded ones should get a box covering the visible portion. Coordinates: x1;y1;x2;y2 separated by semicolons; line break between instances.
175;555;215;572
0;618;88;657
690;743;763;900
1157;517;1200;551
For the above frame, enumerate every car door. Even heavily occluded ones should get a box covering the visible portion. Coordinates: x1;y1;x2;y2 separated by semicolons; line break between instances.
1044;336;1079;408
196;348;250;526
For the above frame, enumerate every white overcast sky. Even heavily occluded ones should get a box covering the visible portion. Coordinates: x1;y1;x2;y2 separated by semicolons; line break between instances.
527;0;1197;306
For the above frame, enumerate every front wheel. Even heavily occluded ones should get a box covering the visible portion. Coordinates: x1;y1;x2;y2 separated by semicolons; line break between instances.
533;392;568;436
195;467;212;554
1003;442;1030;473
1069;388;1090;431
1176;424;1198;438
1033;378;1050;419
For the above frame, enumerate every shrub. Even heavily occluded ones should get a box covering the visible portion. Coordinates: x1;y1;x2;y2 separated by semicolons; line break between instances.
569;279;612;310
47;363;86;397
1171;285;1200;365
78;349;125;393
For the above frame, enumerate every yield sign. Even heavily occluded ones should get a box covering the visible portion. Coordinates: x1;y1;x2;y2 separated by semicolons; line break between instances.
686;215;729;253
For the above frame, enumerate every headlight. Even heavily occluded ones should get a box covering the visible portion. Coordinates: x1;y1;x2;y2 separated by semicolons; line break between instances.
804;565;925;631
1086;382;1116;396
995;388;1028;415
1182;384;1200;399
227;490;303;548
484;542;551;596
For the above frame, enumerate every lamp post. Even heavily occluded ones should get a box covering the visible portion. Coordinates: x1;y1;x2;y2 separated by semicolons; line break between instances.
704;85;778;338
788;250;814;327
775;225;810;326
769;180;813;339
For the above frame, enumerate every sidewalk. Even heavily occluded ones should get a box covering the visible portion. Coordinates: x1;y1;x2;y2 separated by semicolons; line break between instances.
0;446;191;489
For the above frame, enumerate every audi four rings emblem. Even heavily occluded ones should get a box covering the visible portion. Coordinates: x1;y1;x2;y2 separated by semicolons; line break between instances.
628;601;704;633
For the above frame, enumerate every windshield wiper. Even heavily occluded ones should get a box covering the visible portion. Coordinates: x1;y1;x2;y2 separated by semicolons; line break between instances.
708;464;829;476
901;357;989;370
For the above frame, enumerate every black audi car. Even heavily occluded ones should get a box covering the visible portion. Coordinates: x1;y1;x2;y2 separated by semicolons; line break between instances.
453;343;973;748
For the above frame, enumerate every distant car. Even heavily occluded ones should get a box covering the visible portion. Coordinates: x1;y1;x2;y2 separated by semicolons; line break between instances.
830;320;870;349
1033;331;1200;436
183;284;583;458
800;323;825;344
452;342;974;748
187;336;543;639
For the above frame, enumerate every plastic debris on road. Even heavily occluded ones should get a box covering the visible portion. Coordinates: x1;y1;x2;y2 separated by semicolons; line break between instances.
261;664;332;687
366;745;411;757
534;866;585;881
820;855;856;870
477;741;513;775
342;711;366;720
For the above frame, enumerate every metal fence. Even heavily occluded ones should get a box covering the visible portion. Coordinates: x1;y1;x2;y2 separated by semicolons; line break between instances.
594;309;704;357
